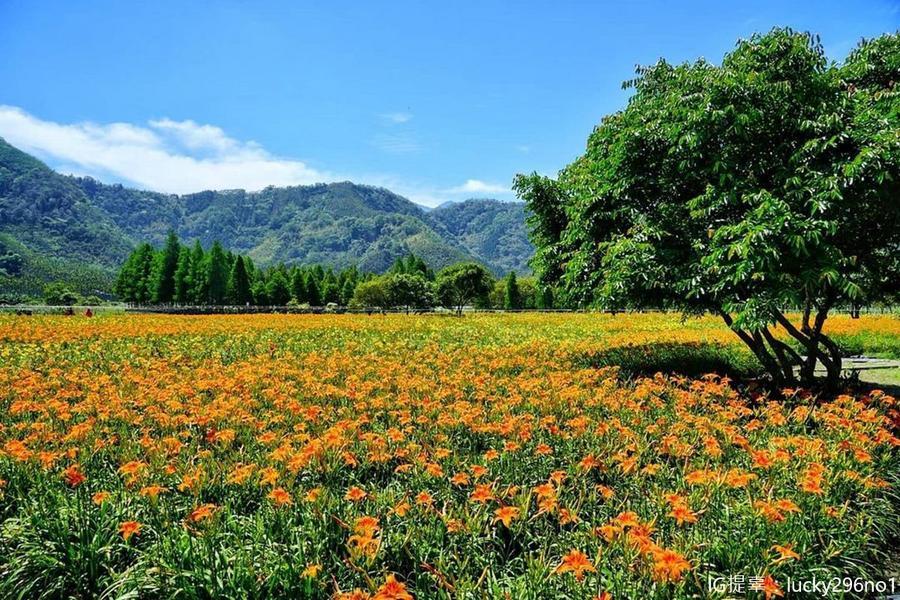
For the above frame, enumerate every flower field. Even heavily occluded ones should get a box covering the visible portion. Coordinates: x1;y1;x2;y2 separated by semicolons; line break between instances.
0;313;898;599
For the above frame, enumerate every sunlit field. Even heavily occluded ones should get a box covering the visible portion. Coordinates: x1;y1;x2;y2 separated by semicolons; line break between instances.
1;313;898;599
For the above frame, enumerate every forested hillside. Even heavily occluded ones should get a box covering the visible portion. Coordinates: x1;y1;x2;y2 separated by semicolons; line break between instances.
427;199;532;274
0;138;533;297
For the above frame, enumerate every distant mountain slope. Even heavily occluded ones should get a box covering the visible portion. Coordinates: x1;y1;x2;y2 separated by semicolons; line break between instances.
427;199;532;274
0;139;134;295
0;138;534;296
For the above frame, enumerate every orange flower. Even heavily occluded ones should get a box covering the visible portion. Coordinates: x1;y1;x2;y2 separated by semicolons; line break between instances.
345;486;367;502
579;453;601;472
139;485;168;500
268;487;293;506
668;504;698;526
373;574;413;600
188;503;217;523
651;548;691;582
493;505;520;527
415;491;434;507
535;443;553;456
91;491;111;505
761;575;784;599
354;516;380;536
596;523;622;542
470;465;488;478
450;472;470;486
559;508;579;525
771;544;800;562
62;465;86;487
469;484;494;503
119;520;141;541
554;549;597;581
301;563;322;578
615;511;640;528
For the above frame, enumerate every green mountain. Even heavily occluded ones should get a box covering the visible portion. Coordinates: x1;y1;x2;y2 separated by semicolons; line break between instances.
0;138;533;297
427;199;532;274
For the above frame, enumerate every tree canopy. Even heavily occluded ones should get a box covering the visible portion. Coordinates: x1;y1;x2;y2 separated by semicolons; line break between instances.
436;262;493;315
516;29;900;388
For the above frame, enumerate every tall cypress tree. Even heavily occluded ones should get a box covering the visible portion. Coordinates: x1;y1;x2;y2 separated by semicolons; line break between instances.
173;246;192;304
152;231;181;304
305;272;322;306
115;247;141;302
132;243;156;304
206;241;228;304
504;272;522;310
341;278;356;305
321;270;340;304
265;269;292;305
291;268;308;303
227;256;252;305
189;241;207;304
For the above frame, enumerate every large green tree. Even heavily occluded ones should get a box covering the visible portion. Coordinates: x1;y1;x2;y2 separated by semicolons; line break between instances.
386;273;434;312
516;29;900;388
436;263;493;315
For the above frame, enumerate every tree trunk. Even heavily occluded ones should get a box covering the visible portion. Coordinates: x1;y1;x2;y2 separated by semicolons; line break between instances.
773;308;842;390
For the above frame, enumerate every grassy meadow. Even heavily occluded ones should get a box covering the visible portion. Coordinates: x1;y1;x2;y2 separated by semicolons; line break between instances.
0;312;898;599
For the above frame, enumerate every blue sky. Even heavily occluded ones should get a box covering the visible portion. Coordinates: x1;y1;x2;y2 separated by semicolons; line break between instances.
1;0;897;206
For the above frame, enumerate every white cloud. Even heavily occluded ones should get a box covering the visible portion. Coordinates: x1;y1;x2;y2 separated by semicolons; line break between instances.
0;105;331;194
379;111;413;124
0;105;515;207
448;179;510;195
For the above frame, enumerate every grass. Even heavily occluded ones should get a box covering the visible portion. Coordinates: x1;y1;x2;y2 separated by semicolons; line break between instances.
0;312;898;599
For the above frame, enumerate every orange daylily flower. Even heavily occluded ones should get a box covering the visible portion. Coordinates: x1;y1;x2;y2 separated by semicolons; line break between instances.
493;505;520;527
554;549;597;581
119;520;141;541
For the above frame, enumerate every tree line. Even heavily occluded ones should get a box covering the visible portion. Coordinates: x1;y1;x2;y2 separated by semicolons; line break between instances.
114;232;559;311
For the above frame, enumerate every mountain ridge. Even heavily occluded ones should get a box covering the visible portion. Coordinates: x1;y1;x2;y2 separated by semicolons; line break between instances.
0;138;533;296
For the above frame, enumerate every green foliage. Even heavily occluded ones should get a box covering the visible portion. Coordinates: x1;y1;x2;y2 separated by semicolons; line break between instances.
227;256;252;305
206;242;228;304
351;277;391;308
305;273;322;306
265;269;292;306
173;247;192;304
42;282;80;306
436;262;493;314
388;253;434;280
517;29;900;387
575;342;762;380
427;199;533;275
151;231;181;304
504;271;522;309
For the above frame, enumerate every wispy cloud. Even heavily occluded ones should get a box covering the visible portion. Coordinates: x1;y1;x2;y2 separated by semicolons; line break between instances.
0;105;513;207
370;132;421;154
379;111;413;124
447;179;510;195
0;105;331;194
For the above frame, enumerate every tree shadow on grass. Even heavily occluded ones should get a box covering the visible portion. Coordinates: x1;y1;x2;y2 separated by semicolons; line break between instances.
572;341;763;381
